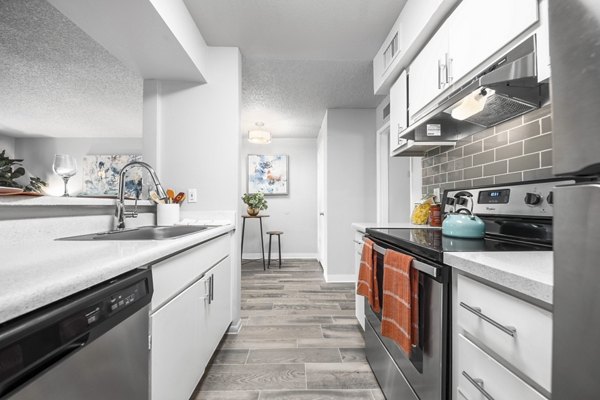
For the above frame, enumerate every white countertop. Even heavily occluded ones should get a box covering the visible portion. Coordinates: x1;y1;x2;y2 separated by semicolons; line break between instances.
352;222;437;233
0;196;154;207
0;224;234;324
445;251;553;305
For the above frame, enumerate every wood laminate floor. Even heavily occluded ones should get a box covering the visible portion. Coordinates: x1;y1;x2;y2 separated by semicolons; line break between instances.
193;259;384;400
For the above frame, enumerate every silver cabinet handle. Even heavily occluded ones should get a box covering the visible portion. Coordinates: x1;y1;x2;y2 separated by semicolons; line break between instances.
353;240;364;246
211;274;215;302
319;212;325;216
437;59;442;89
445;53;453;84
462;371;495;400
459;302;516;337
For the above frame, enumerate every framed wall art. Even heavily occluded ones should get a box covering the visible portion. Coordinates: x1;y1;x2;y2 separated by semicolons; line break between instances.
81;154;143;198
247;154;288;195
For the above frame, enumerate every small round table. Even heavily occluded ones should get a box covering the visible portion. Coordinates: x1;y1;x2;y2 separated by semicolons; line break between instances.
240;215;270;270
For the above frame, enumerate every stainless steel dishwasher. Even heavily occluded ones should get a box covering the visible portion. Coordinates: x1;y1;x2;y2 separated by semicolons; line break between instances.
0;269;153;400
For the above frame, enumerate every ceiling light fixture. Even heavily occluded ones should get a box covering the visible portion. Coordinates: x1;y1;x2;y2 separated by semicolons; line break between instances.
248;122;271;144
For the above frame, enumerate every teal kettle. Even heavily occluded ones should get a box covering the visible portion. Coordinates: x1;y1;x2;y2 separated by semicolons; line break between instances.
442;208;485;239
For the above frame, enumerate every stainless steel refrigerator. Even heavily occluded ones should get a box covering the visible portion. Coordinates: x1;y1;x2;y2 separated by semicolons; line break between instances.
550;1;600;398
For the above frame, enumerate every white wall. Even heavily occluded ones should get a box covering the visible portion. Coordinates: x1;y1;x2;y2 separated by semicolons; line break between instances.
240;138;318;259
14;137;142;196
324;109;376;281
143;45;242;331
388;155;411;223
0;134;16;158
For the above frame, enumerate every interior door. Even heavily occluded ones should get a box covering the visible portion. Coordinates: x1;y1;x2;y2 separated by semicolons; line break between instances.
317;131;327;268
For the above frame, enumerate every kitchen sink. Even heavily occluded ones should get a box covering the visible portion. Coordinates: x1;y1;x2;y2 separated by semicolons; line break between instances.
57;225;214;241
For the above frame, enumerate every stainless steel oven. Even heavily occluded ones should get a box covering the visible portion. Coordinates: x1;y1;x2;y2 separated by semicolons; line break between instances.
364;238;449;400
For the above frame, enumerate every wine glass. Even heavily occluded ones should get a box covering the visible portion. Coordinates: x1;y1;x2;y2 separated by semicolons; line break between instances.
52;155;77;197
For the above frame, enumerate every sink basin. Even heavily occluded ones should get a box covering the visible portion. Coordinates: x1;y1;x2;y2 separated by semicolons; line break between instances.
57;225;214;241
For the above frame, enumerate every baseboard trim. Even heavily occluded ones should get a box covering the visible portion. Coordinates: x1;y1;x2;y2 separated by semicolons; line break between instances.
227;319;242;334
325;274;356;283
242;253;317;260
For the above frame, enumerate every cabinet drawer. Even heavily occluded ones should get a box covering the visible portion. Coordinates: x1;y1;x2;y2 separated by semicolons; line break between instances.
152;234;229;311
457;334;546;400
457;275;552;391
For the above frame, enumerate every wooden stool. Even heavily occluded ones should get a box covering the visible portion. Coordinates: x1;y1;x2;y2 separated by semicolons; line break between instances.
266;231;283;269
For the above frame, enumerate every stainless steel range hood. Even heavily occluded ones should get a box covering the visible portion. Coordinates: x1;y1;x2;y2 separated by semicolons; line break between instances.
402;36;548;144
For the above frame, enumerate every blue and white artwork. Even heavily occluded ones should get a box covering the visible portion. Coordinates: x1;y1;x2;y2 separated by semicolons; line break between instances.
82;155;143;198
248;154;288;195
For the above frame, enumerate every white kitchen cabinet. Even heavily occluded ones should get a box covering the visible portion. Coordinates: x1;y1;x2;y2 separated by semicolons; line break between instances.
448;0;538;84
202;256;233;361
457;334;547;400
353;230;365;330
408;22;450;122
389;71;409;155
409;0;540;124
453;273;552;400
372;0;460;95
151;256;231;400
149;233;233;400
150;274;209;400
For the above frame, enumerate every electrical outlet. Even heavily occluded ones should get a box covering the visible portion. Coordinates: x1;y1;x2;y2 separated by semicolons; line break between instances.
188;188;197;203
433;187;441;201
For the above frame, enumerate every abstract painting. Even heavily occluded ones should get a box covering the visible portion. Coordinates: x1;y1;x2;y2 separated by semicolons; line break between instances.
248;154;288;195
81;155;143;198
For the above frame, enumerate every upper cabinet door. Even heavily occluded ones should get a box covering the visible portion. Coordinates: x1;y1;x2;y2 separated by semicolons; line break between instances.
448;0;538;84
408;23;449;122
390;71;408;154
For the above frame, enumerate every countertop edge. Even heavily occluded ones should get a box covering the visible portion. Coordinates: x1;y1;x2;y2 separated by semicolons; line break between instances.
0;224;235;324
444;252;553;306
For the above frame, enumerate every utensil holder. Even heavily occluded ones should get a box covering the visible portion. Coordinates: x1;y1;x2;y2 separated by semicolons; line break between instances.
157;203;180;226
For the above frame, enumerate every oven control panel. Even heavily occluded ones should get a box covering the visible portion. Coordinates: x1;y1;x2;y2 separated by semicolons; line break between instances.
443;180;575;217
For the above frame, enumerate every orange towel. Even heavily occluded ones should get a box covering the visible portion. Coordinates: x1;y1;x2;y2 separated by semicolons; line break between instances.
356;239;380;313
381;249;419;357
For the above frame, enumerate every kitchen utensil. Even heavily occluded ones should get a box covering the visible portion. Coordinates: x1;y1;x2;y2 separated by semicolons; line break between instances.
52;155;77;197
149;191;165;205
166;189;175;204
0;187;24;196
173;192;185;204
442;208;485;239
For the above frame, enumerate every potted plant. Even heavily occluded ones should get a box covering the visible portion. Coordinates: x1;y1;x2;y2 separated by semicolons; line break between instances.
0;150;46;192
242;192;268;216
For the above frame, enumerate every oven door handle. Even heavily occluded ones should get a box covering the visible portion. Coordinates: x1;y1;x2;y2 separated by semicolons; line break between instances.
372;243;439;278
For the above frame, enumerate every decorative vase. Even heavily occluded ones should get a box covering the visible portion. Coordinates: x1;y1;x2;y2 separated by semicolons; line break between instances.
247;207;259;216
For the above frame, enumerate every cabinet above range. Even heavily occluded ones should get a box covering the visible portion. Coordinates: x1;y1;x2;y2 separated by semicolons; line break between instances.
373;0;460;96
386;0;550;156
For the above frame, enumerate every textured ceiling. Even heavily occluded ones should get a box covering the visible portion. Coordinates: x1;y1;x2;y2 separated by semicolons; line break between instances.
0;0;142;138
243;58;379;138
185;0;405;138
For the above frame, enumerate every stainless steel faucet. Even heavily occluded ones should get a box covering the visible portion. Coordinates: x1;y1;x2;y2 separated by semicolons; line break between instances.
115;161;167;230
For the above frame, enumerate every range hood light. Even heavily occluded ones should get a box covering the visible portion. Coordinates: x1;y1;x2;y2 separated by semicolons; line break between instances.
451;88;495;121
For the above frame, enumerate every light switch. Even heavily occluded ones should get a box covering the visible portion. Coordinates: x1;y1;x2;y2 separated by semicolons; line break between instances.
188;188;197;203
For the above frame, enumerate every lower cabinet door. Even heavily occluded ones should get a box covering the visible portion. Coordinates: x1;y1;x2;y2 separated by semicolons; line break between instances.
150;276;209;400
457;334;546;400
203;257;232;358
